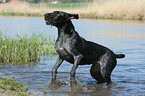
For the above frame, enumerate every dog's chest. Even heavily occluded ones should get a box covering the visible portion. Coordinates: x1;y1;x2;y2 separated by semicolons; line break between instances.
55;39;73;55
55;36;76;57
55;39;75;63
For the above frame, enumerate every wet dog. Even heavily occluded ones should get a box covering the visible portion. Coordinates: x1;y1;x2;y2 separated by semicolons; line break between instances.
44;11;125;85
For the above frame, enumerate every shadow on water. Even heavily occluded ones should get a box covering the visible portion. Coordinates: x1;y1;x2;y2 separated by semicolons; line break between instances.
1;17;145;95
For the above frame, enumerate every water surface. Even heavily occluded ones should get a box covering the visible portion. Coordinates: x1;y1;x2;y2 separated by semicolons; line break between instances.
0;16;145;96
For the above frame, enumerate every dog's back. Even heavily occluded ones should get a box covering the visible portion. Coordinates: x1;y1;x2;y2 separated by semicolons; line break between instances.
44;11;125;85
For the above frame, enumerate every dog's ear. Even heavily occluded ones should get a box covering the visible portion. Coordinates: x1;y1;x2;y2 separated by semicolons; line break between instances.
69;14;79;19
66;14;79;20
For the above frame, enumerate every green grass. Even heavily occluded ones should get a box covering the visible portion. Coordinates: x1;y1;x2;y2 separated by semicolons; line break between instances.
0;12;41;17
1;1;145;20
0;33;57;64
30;2;89;9
0;77;36;96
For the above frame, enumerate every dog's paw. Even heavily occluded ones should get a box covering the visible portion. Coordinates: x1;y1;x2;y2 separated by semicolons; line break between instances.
70;80;78;87
70;80;83;91
107;82;117;87
49;79;61;89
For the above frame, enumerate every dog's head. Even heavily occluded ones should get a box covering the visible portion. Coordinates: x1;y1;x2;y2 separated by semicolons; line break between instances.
44;11;79;27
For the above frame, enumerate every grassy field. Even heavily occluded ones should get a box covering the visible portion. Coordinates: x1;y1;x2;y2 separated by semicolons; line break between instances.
30;2;89;8
0;33;56;64
0;2;90;16
0;0;145;20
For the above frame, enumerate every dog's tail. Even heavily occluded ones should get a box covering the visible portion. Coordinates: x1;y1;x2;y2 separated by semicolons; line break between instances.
115;54;125;59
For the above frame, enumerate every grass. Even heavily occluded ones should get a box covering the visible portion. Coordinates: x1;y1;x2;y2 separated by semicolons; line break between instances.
0;77;36;96
30;2;88;9
0;0;145;20
81;0;145;20
0;33;57;64
0;2;89;17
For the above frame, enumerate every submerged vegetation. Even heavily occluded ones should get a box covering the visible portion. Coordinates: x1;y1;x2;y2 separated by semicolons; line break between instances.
0;0;145;20
0;33;56;64
0;77;36;96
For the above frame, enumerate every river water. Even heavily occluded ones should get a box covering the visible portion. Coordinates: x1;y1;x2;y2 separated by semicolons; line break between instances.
0;16;145;96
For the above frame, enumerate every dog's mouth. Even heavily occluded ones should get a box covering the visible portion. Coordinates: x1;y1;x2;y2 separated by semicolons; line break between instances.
45;17;54;25
45;20;51;25
44;16;52;25
45;19;57;26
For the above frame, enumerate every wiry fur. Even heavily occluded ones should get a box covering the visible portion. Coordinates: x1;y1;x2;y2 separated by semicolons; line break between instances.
44;11;125;85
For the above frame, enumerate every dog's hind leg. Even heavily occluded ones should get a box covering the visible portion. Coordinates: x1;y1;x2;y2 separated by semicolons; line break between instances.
90;63;105;84
52;56;64;81
91;53;117;84
99;54;117;85
90;62;113;84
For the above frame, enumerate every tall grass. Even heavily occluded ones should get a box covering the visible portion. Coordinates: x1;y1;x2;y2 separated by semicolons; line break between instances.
0;33;56;64
30;2;88;8
0;1;145;20
81;0;145;20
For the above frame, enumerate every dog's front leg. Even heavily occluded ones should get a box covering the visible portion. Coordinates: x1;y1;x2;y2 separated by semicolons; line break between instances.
49;56;63;89
52;56;64;81
70;54;83;85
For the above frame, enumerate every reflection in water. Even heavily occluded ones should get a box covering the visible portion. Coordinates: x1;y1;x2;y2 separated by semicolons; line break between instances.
0;17;145;96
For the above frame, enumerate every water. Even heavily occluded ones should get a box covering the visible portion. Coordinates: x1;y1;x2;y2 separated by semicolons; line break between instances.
0;16;145;96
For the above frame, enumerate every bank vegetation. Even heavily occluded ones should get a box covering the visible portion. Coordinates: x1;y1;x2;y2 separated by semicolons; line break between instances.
0;33;56;64
0;0;145;20
0;77;38;96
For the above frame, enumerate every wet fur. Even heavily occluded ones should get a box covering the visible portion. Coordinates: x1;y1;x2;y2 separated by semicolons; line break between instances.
44;11;125;84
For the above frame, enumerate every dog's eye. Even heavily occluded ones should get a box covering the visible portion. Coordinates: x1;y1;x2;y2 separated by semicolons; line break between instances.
57;14;60;16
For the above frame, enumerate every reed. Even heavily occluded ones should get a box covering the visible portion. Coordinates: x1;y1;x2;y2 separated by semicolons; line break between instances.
0;2;89;16
0;1;145;20
0;33;56;64
80;0;145;20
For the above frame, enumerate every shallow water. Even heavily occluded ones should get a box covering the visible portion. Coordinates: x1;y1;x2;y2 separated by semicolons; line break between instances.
0;16;145;96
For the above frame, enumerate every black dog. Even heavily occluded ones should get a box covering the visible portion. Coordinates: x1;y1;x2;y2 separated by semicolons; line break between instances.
44;11;125;85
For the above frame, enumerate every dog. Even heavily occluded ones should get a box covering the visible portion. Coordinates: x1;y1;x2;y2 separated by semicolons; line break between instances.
44;11;125;85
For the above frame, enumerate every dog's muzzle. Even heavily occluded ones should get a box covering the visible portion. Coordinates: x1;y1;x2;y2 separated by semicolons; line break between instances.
45;20;50;25
44;13;51;25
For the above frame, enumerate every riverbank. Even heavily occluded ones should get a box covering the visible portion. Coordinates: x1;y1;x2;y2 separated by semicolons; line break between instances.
0;77;37;96
0;0;145;20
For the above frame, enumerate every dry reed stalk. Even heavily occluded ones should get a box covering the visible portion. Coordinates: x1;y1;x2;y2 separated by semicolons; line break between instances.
0;0;145;20
0;2;64;15
75;0;145;20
